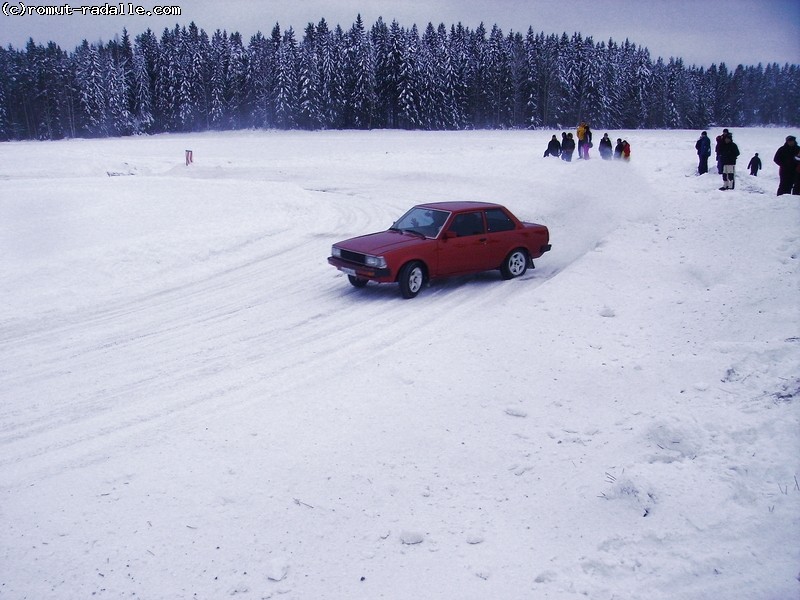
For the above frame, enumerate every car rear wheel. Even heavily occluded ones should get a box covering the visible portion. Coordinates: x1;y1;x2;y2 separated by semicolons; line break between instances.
501;249;528;279
399;261;425;298
348;275;368;288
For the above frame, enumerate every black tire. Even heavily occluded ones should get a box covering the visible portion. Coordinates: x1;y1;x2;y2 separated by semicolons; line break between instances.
501;248;529;280
398;261;425;299
348;275;368;288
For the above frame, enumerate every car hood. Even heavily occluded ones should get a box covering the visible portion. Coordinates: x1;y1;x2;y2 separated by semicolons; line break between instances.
335;230;428;254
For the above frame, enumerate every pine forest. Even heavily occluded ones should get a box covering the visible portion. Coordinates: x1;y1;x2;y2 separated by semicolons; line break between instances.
1;16;798;140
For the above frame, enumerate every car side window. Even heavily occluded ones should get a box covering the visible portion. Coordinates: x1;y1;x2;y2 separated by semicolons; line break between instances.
486;208;516;233
448;212;485;237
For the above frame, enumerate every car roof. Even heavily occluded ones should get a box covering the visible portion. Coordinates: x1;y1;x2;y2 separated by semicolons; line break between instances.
414;201;503;212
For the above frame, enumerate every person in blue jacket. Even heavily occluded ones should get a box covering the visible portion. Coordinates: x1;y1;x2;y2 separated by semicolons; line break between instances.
695;131;711;174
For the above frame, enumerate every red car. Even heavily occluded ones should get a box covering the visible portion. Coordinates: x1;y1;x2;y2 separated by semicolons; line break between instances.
328;201;551;298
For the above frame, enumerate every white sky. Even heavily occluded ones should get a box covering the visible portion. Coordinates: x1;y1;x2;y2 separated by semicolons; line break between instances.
1;0;798;67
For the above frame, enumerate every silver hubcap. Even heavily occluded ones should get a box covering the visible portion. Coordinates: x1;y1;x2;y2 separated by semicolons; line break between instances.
509;252;526;276
408;267;423;292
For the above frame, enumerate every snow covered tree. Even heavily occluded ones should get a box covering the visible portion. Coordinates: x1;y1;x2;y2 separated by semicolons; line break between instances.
105;50;134;135
370;17;396;128
74;40;108;136
208;29;229;129
275;27;299;128
709;63;733;125
484;25;513;128
396;25;421;129
131;45;153;132
343;15;376;128
133;29;158;132
298;23;323;129
225;32;249;128
315;19;344;129
247;31;277;128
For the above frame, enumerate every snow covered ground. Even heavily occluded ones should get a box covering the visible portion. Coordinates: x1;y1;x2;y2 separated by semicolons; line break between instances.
0;128;798;599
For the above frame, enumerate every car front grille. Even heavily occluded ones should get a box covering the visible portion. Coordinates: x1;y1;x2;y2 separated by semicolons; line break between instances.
340;249;368;265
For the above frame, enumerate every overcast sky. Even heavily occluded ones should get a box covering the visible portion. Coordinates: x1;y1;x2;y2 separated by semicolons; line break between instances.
1;0;798;67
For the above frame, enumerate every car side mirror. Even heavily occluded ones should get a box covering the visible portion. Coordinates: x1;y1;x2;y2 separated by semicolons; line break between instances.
443;230;457;240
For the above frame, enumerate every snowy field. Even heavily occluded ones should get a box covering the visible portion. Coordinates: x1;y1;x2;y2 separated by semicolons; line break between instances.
0;128;798;599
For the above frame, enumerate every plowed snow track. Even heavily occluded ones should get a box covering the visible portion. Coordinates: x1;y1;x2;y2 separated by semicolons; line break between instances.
0;188;561;485
3;130;796;600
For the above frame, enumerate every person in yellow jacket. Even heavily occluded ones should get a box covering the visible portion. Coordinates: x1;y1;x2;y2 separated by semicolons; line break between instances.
576;122;592;159
576;122;586;158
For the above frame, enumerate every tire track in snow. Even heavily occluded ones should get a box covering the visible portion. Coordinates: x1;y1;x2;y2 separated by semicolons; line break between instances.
1;144;635;485
0;202;561;484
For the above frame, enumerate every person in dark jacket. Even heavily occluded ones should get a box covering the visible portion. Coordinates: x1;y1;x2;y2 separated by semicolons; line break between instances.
773;135;799;195
614;138;624;159
544;134;561;157
715;128;730;174
718;133;740;190
598;133;613;160
747;153;762;176
695;131;711;174
561;133;576;162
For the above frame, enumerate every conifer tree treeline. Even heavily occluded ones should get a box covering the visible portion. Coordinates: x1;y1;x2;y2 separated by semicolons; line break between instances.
1;16;798;140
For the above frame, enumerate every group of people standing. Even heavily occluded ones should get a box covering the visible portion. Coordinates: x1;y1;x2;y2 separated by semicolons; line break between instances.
544;123;631;162
695;130;800;195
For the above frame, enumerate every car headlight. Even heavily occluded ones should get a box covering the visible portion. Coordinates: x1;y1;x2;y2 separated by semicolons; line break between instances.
331;246;342;258
365;255;387;269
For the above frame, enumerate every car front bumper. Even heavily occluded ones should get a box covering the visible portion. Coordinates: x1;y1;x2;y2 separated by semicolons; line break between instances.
328;256;394;282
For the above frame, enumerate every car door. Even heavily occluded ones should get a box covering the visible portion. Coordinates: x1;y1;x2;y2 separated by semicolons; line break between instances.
483;207;520;266
436;211;495;275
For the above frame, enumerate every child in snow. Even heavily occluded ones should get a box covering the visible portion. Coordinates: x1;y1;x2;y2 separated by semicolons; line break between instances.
747;153;762;176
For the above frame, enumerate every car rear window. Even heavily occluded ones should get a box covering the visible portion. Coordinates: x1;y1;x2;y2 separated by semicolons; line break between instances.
486;208;515;232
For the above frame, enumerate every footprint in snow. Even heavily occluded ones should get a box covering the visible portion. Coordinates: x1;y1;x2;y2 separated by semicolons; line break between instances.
400;531;424;545
266;558;289;582
505;407;527;417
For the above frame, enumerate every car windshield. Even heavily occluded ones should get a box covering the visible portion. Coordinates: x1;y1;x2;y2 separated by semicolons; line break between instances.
391;207;450;239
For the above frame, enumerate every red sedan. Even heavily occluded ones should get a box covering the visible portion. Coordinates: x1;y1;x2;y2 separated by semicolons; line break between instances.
328;201;551;298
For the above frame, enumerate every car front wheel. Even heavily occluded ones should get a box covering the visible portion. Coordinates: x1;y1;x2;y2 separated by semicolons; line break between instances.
501;249;529;279
399;261;425;298
348;275;368;288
